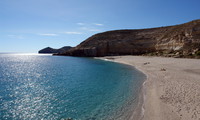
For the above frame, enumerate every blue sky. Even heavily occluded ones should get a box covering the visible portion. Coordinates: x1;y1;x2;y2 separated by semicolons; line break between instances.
1;0;200;53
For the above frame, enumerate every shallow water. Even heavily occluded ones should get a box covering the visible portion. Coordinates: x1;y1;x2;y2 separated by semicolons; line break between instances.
0;54;145;120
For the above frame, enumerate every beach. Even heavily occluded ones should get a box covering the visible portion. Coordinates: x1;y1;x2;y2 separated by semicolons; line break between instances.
98;56;200;120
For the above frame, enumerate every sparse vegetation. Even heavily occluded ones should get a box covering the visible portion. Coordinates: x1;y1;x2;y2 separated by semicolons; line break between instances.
196;51;200;56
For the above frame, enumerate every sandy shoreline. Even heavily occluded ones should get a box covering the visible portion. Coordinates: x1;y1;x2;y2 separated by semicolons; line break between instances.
98;56;200;120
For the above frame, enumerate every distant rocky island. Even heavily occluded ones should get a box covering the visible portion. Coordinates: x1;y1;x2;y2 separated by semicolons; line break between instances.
54;20;200;58
39;46;72;54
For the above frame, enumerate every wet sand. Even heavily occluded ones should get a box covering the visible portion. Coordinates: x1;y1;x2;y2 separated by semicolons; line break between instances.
98;56;200;120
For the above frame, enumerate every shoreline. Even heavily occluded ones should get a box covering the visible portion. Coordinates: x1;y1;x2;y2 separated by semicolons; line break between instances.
97;56;200;120
96;57;147;120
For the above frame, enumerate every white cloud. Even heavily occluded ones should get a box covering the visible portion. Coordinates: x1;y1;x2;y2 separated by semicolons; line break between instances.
80;27;101;32
80;27;88;30
77;23;85;25
8;35;24;39
64;32;82;34
93;23;104;26
8;35;15;37
77;22;104;26
88;29;101;32
39;33;58;36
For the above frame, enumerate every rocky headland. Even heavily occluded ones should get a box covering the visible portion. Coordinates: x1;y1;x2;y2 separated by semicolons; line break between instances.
56;20;200;58
39;46;72;54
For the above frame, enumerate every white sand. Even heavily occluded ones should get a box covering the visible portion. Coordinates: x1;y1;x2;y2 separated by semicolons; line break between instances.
98;56;200;120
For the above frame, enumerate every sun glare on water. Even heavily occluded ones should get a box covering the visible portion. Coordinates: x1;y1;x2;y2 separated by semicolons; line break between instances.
10;53;52;56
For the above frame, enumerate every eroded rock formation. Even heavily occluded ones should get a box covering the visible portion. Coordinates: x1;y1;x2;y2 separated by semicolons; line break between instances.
57;20;200;57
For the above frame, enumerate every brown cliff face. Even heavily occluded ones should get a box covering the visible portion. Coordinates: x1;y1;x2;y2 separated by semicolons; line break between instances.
58;20;200;57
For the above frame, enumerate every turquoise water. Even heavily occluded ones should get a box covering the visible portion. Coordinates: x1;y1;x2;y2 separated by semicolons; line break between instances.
0;54;145;120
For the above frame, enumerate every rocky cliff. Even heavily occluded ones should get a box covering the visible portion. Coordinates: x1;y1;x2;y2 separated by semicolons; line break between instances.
57;20;200;57
39;46;72;54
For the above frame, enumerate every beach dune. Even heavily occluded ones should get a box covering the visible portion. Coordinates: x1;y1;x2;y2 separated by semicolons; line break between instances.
100;56;200;120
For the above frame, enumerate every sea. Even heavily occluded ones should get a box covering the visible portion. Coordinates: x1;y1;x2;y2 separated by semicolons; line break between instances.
0;53;146;120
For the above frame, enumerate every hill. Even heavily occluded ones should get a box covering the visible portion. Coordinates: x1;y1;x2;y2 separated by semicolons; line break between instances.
39;46;72;54
56;20;200;58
